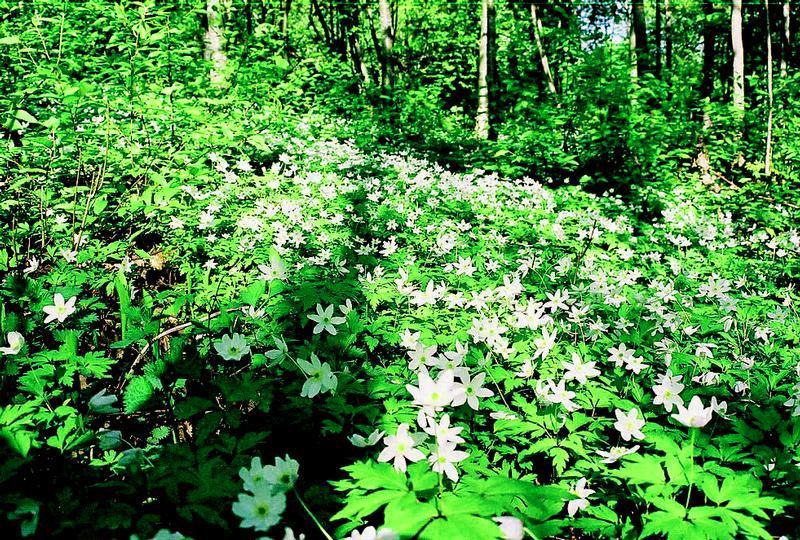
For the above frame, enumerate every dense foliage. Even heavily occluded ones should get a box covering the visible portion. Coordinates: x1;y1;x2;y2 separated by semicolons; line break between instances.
1;0;799;539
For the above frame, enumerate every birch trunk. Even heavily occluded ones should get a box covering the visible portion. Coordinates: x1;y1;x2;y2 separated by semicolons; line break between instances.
655;0;662;77
378;0;395;90
731;0;745;111
765;0;774;176
204;0;229;84
475;0;494;139
530;2;556;94
781;1;790;77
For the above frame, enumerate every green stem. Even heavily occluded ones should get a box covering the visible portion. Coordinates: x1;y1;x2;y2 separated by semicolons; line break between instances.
684;428;696;509
293;488;334;540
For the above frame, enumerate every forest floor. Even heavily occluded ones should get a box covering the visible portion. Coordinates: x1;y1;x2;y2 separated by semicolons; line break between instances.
2;96;800;539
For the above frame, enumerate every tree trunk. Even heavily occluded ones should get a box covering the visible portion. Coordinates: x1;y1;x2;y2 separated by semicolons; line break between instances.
378;0;395;90
204;0;229;84
344;9;370;88
731;0;745;111
765;0;774;176
530;2;557;94
701;1;716;98
629;6;638;79
475;0;495;139
281;0;292;58
245;0;253;36
781;1;790;77
665;0;672;73
632;0;649;77
655;0;662;77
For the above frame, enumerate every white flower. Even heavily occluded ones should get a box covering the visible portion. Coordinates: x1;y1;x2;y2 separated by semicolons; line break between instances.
307;304;346;335
433;342;470;379
399;328;421;350
264;454;299;492
239;457;271;493
347;526;399;540
406;368;462;411
533;327;558;359
710;396;728;415
0;331;24;355
451;372;494;410
428;442;469;481
544;289;570;312
493;516;524;540
23;257;39;274
596;445;640;464
624;354;649;374
671;396;714;428
43;293;77;323
613;408;646;441
297;354;337;398
280;527;306;540
562;352;600;384
407;343;438;371
258;251;288;281
232;489;286;532
652;379;685;412
349;429;385;448
608;343;635;367
214;333;251;361
378;424;425;472
421;413;464;445
543;379;578;411
567;477;595;516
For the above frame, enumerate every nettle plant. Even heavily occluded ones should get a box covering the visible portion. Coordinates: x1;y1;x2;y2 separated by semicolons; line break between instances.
1;120;799;539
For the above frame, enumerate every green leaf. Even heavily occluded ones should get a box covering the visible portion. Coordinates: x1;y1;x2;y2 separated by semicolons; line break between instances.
331;489;402;521
15;110;38;124
615;454;666;485
123;376;154;413
239;279;267;306
383;492;437;537
341;461;408;491
420;515;503;540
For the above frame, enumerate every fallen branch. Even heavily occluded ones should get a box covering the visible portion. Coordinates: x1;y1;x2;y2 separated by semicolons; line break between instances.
116;307;243;393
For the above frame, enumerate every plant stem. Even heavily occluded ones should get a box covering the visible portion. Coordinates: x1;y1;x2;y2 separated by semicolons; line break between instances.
293;488;334;540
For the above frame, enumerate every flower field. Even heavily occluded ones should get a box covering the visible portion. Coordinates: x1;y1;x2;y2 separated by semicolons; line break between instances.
2;1;800;538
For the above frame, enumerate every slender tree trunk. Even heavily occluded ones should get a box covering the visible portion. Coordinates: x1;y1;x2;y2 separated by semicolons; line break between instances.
378;0;395;90
311;0;331;47
665;0;672;74
781;1;790;77
632;0;649;77
629;6;638;80
344;9;370;88
245;0;253;36
655;0;662;77
204;0;229;84
475;0;495;139
731;0;745;111
281;0;292;58
350;34;371;89
365;4;382;62
765;0;774;176
701;1;717;98
530;2;557;94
